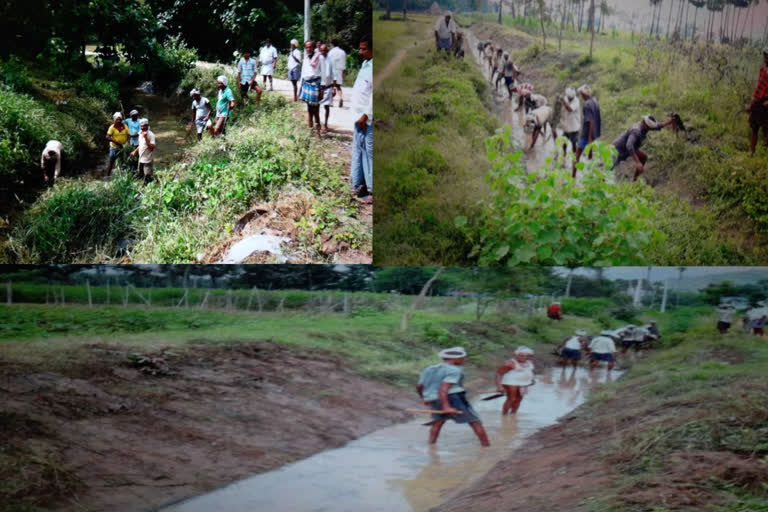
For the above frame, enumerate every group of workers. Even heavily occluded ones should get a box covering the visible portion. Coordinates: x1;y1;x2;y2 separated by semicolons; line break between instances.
416;345;536;447
716;301;768;336
38;36;373;204
415;321;660;447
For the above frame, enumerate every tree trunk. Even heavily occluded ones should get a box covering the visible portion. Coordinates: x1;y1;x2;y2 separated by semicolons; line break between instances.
199;291;210;309
539;0;547;45
499;0;503;24
660;280;668;312
565;271;573;297
589;0;595;58
344;292;351;316
386;0;391;19
400;268;445;332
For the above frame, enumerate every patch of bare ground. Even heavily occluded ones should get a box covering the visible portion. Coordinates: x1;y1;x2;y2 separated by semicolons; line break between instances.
0;341;411;511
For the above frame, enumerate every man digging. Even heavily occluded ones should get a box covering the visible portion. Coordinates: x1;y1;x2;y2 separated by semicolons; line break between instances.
416;347;490;447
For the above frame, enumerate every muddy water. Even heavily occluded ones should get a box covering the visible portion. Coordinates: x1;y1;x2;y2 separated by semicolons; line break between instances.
464;30;568;173
159;366;619;512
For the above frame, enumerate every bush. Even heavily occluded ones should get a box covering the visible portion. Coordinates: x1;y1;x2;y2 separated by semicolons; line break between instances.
456;132;664;265
561;298;616;317
75;75;119;107
8;173;141;262
179;65;236;103
152;36;198;91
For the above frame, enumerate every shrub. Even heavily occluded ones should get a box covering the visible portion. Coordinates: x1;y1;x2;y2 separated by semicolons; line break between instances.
561;298;616;317
152;36;199;91
456;130;664;265
8;173;141;262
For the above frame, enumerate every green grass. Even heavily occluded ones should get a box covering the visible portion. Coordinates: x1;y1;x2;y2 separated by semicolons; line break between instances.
374;13;500;264
575;312;768;511
0;302;608;385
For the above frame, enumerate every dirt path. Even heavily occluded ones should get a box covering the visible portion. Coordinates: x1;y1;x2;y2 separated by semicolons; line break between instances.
1;341;413;512
374;48;409;89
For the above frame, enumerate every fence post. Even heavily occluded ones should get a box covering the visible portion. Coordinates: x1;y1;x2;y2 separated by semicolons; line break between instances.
106;279;110;305
86;280;92;307
278;297;285;313
6;281;11;304
344;292;351;316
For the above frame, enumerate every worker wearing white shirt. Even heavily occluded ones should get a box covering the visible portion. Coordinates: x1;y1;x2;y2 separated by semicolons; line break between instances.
350;35;373;204
559;87;581;155
589;332;617;370
258;39;279;91
319;44;336;135
435;11;457;53
287;39;302;102
328;40;347;107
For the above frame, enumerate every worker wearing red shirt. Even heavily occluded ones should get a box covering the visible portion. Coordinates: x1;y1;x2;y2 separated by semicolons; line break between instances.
747;48;768;157
547;302;563;320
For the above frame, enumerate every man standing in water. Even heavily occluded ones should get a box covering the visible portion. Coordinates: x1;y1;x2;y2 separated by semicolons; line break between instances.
126;109;141;148
214;75;235;137
105;112;129;176
746;48;768;156
258;39;279;92
495;346;535;415
350;34;373;204
130;118;155;184
559;88;581;157
416;347;490;447
237;49;262;103
589;331;617;370
573;84;601;178
434;11;456;54
189;89;213;141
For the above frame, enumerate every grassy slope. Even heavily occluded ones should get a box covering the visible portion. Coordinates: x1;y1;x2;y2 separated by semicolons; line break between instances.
374;13;500;265
460;14;765;264
5;66;369;263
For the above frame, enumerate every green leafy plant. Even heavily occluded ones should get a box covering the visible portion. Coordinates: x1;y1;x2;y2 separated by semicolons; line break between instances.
457;127;664;266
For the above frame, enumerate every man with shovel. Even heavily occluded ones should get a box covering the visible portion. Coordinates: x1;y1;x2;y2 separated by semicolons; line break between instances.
415;347;490;446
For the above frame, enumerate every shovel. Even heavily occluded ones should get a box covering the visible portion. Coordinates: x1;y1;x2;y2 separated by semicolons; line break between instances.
406;408;461;415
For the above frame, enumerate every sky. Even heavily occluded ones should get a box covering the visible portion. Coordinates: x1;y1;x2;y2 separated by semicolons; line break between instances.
593;0;768;39
555;267;768;285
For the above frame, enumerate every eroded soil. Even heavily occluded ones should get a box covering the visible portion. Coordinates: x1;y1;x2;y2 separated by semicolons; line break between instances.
0;341;412;511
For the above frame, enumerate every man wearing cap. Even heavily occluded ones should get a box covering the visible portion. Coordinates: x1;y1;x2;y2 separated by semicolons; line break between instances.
287;39;303;102
746;48;768;156
495;347;535;414
126;109;141;147
611;115;677;181
589;331;617;370
130;118;155;184
214;75;235;137
258;39;279;91
716;303;736;334
573;84;601;178
434;11;457;54
559;88;581;156
416;347;490;446
189;89;213;141
105;112;129;176
237;49;262;103
556;330;588;367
